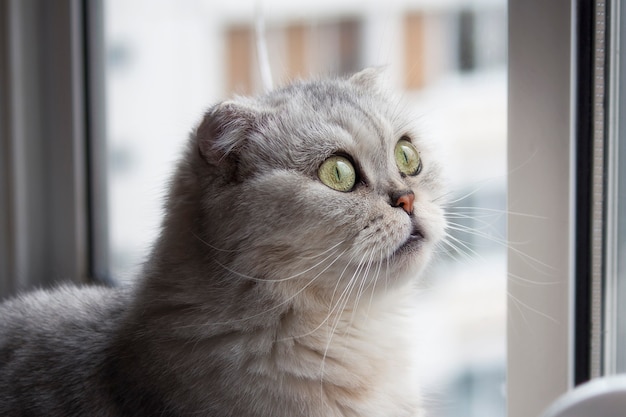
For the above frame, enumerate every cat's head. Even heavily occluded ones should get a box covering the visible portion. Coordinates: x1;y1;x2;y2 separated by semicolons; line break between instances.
190;69;446;297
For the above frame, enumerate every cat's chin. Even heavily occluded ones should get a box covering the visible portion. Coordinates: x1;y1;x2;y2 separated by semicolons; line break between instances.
393;223;426;256
384;226;436;282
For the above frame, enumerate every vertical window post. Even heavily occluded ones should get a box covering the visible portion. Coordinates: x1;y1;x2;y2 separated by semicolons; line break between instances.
0;0;94;298
508;0;575;416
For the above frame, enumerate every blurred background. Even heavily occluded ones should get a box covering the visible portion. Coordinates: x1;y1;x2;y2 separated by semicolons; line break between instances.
103;0;507;416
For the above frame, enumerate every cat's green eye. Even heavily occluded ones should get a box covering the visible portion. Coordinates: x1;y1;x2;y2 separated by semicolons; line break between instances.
318;156;356;192
394;139;422;176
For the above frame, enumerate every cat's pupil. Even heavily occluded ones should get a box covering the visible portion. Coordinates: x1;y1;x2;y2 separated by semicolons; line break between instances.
394;139;421;176
318;155;356;192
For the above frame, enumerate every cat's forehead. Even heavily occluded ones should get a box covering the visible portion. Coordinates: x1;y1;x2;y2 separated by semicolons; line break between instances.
237;77;424;181
267;80;403;151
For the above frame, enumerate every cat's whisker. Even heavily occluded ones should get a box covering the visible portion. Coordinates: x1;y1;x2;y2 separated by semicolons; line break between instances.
213;244;345;283
366;251;385;315
446;219;503;237
443;221;515;257
445;221;503;239
347;251;375;329
509;248;557;276
445;222;514;246
448;206;547;220
507;291;532;331
444;212;504;222
277;250;364;341
295;240;347;260
192;231;253;253
327;250;363;316
444;221;556;275
507;290;560;325
499;236;558;275
384;248;391;294
355;251;375;299
439;239;474;264
508;271;560;286
441;232;482;262
440;188;487;206
186;247;351;329
195;231;346;265
444;210;505;227
444;206;546;259
329;251;371;328
431;190;456;204
431;246;448;256
319;253;368;397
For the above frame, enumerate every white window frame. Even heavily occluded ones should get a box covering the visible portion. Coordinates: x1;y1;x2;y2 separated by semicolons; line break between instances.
508;0;619;415
507;1;576;416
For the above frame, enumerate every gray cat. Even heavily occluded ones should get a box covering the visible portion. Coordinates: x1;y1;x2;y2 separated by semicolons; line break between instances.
0;68;446;417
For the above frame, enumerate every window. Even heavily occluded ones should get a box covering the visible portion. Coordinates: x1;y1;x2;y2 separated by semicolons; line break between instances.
6;1;626;416
32;1;626;416
508;1;626;416
607;0;626;375
616;6;626;370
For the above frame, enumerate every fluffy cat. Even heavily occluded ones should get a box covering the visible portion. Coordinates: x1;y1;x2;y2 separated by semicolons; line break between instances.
0;68;446;417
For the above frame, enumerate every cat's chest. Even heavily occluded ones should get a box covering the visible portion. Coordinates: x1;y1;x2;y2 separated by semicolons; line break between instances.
166;286;423;417
269;288;422;416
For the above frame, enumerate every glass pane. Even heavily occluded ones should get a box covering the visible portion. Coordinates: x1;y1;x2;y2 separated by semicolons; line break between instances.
103;1;507;415
616;0;626;374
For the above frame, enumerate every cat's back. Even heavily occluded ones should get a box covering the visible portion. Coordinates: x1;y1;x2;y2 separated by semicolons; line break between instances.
0;285;128;349
0;285;130;416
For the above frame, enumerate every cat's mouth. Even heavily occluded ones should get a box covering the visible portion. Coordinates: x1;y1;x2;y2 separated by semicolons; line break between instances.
409;225;425;241
396;224;425;254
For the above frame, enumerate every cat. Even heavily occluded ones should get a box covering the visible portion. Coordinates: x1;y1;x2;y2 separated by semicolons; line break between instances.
0;68;446;417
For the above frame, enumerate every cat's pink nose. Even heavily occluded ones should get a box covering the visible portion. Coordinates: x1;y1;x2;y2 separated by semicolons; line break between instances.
395;192;415;215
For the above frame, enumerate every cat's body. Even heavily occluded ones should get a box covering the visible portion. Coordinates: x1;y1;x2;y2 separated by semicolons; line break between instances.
0;69;445;416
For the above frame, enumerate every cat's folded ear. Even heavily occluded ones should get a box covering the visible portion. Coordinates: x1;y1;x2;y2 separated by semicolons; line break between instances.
195;100;261;170
349;67;387;90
